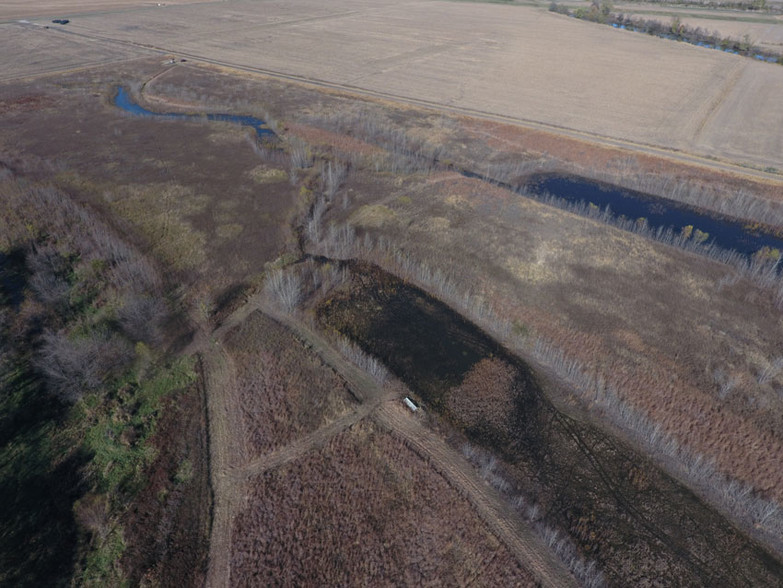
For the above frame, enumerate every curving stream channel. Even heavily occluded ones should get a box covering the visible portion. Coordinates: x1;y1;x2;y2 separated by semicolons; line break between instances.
114;86;276;139
114;85;782;262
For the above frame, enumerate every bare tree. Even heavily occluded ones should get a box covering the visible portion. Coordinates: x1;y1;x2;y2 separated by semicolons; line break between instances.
265;268;303;313
35;329;134;403
119;294;167;344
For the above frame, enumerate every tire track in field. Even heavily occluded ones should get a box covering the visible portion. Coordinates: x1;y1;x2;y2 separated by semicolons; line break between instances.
690;60;745;144
202;341;247;588
374;402;578;588
206;295;577;586
234;395;387;480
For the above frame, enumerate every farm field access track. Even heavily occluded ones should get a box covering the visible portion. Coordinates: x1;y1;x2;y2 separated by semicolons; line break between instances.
191;293;576;587
3;0;783;176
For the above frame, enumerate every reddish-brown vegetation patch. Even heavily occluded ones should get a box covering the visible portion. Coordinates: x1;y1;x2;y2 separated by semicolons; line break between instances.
285;122;384;159
0;94;55;114
224;311;356;456
231;422;535;586
447;357;517;434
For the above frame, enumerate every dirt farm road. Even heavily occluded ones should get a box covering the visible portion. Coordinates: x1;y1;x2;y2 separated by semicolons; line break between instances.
194;294;577;588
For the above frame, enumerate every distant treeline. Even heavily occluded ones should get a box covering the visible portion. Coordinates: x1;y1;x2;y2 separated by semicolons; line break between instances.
604;0;777;11
550;2;783;64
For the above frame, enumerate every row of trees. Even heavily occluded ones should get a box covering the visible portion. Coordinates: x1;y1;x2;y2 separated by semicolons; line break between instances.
300;216;783;558
550;2;783;63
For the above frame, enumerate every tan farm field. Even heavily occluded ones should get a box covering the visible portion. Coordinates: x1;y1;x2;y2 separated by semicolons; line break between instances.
3;0;783;171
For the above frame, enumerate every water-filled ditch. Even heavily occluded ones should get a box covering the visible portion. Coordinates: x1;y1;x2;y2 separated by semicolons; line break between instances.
525;174;783;257
114;86;276;139
317;261;783;586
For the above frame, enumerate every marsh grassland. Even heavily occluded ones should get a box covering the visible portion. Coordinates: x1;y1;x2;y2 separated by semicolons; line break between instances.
2;0;783;584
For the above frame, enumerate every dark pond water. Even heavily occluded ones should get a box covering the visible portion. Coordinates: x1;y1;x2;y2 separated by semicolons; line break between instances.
114;86;276;139
525;174;783;257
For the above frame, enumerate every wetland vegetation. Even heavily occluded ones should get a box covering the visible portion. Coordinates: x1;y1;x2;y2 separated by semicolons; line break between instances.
316;261;783;586
2;51;783;586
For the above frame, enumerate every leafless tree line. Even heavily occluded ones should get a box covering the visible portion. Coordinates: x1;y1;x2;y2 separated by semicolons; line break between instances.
310;223;783;557
1;174;168;402
337;337;389;385
462;443;607;588
529;338;783;556
303;110;442;175
264;259;349;315
265;268;303;313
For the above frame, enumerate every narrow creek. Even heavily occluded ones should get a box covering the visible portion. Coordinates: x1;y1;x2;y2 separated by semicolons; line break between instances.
114;87;276;139
525;173;783;257
317;261;783;586
113;85;782;262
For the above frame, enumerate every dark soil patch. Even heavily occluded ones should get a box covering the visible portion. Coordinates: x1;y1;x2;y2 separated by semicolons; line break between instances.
317;261;783;586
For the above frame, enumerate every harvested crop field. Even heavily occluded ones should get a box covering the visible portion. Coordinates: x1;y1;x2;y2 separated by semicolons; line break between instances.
0;0;208;20
0;23;147;82
231;420;537;586
5;0;783;170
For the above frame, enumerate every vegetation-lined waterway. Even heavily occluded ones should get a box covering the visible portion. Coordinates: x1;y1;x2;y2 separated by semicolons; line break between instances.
113;87;781;262
114;87;276;139
525;174;783;256
317;261;783;586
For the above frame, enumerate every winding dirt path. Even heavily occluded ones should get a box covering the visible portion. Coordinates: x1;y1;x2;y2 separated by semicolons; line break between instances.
196;293;577;587
375;402;578;588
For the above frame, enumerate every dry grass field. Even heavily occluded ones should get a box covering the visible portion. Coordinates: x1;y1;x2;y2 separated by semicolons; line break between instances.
223;311;357;457
231;421;537;587
331;169;783;501
3;2;783;582
3;0;783;170
0;0;208;20
0;23;147;81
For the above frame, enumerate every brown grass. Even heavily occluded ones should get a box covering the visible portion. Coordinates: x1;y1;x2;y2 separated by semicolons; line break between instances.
0;64;300;302
230;420;536;587
224;311;357;457
7;0;783;170
330;168;783;502
447;357;517;435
